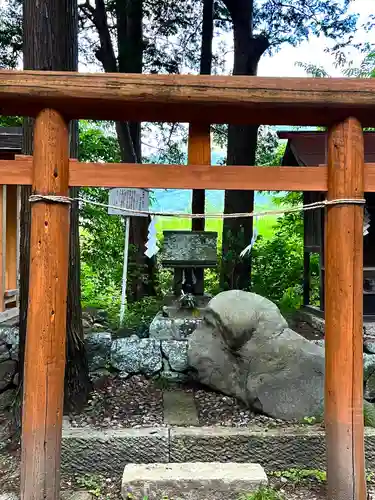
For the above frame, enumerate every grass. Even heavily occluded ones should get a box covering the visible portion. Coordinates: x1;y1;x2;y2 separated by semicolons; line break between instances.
239;488;286;500
270;469;326;484
156;212;277;241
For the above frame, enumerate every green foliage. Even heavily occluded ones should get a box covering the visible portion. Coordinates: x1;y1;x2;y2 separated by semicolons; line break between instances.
0;0;22;69
251;192;320;313
80;261;122;322
312;403;375;429
75;474;103;497
271;468;326;484
239;487;285;500
302;416;317;425
256;128;283;166
78;121;151;318
0;116;22;127
118;296;163;334
79;120;121;162
298;51;375;80
364;401;375;428
343;51;375;78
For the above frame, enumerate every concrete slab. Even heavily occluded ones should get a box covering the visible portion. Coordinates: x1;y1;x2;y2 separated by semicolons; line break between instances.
121;462;267;499
163;390;199;426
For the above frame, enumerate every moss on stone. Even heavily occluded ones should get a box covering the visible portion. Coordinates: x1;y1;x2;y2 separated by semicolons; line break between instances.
364;401;375;427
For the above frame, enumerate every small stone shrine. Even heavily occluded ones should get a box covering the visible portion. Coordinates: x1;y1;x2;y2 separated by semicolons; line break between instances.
161;230;217;297
149;230;218;343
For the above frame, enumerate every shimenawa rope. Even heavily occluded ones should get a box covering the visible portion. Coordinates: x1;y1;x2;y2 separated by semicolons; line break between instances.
28;194;366;219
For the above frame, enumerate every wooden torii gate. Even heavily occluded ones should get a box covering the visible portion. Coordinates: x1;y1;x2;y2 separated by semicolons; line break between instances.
0;70;373;500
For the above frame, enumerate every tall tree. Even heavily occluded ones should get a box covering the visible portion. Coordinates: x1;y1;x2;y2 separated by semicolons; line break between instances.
79;0;153;300
0;0;22;69
19;0;91;421
191;0;214;232
220;0;358;291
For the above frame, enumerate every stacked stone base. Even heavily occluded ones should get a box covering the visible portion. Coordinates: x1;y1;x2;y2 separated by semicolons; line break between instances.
0;327;18;411
60;425;375;477
0;308;197;409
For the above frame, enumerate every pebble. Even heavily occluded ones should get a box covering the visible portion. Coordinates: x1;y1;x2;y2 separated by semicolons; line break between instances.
0;494;19;500
68;374;298;430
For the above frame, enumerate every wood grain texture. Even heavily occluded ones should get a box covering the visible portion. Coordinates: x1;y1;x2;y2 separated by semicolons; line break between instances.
0;186;5;312
0;159;33;184
189;123;211;230
5;185;17;290
325;117;366;500
1;70;375;125
6;156;375;193
21;109;70;500
71;163;328;191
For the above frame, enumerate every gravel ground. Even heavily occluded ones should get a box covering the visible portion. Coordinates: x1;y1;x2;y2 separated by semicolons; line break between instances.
194;388;293;427
68;375;164;429
67;374;297;429
289;319;323;342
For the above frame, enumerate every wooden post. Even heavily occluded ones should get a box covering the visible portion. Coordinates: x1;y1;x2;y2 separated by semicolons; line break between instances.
0;185;6;312
6;185;18;293
21;109;70;500
303;251;310;306
325;117;366;500
188;123;211;295
188;123;211;231
16;185;21;305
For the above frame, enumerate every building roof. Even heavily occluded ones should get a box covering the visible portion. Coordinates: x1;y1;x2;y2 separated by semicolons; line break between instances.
278;130;375;166
0;127;22;151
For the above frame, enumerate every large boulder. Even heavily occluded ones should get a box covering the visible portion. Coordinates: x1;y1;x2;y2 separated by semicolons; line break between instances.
188;290;325;421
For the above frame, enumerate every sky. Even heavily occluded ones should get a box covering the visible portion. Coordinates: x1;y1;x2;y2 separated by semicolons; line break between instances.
0;0;372;77
257;0;374;77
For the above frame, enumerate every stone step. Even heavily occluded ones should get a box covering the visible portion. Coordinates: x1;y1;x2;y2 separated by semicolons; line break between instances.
121;462;267;500
163;389;199;426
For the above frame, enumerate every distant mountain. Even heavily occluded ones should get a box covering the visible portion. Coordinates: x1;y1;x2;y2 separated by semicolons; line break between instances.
152;150;282;212
152;189;276;212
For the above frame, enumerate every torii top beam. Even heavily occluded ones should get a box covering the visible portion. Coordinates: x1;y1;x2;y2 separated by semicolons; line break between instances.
0;70;375;126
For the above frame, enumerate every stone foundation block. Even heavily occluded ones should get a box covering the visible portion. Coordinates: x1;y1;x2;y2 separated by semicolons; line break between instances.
121;462;267;500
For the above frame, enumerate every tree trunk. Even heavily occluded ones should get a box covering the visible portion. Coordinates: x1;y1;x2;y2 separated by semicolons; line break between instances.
192;0;214;232
65;121;92;412
221;0;269;290
118;0;154;300
19;0;91;423
87;0;154;301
